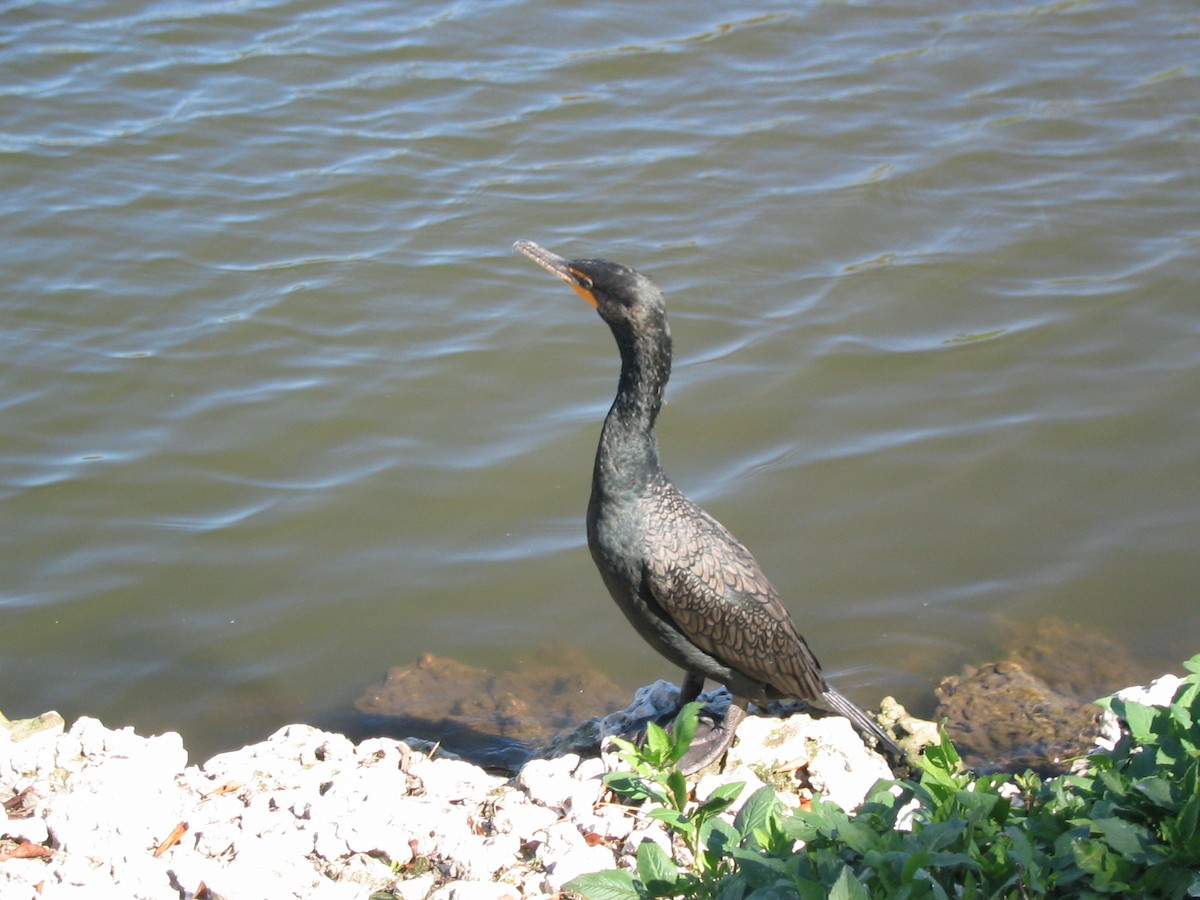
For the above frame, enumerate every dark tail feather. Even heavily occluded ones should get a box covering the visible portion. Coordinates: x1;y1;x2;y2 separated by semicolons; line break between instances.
822;687;904;762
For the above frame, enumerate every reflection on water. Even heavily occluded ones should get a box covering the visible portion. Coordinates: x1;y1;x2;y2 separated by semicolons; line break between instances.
1;0;1197;763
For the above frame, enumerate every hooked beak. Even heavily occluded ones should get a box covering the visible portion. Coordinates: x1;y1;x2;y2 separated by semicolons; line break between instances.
513;240;598;308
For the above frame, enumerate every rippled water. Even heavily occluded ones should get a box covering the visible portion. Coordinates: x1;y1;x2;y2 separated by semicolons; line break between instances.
2;0;1197;763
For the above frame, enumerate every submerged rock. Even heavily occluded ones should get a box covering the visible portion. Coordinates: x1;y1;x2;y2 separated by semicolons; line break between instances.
935;620;1147;775
354;650;629;770
936;661;1103;775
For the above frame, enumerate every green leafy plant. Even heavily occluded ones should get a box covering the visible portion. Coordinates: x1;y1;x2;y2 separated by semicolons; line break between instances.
583;701;747;897
566;654;1200;900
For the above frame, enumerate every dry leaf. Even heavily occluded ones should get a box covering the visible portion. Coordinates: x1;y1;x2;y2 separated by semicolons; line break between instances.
201;781;243;799
0;841;53;860
152;821;188;857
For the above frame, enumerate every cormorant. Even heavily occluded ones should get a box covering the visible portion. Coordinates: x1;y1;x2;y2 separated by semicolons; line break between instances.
514;240;902;772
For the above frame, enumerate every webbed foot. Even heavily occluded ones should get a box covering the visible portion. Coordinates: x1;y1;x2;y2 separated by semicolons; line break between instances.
677;701;746;775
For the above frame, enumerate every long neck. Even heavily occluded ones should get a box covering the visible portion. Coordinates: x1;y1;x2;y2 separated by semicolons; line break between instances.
593;323;672;493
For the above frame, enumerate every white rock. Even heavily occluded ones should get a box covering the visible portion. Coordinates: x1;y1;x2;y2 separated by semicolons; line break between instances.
438;830;523;881
201;852;323;900
429;880;521;900
250;826;317;865
0;857;49;900
189;811;242;859
573;755;606;783
806;730;891;808
201;724;352;790
45;746;192;861
491;795;559;839
311;821;351;861
414;757;505;802
167;854;228;899
538;820;615;890
353;736;413;766
333;799;423;861
1;717;64;787
69;716;111;759
2;813;49;845
393;872;438;900
309;877;369;900
564;774;605;817
623;823;672;858
1097;674;1188;752
1114;674;1185;707
517;753;581;810
695;766;767;816
320;852;396;895
482;832;523;876
573;801;635;843
542;841;615;890
240;791;285;836
52;851;111;889
724;713;890;812
111;857;179;900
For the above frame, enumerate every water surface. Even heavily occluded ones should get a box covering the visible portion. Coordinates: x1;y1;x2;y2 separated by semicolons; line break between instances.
2;0;1197;762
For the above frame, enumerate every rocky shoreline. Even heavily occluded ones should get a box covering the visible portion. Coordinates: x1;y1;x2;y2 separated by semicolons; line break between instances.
0;680;897;900
1;674;1175;900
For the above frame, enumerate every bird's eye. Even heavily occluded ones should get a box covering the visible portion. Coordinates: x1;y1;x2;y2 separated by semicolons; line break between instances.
578;275;594;290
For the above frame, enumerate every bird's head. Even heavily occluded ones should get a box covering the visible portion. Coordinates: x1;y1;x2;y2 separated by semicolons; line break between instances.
513;240;669;344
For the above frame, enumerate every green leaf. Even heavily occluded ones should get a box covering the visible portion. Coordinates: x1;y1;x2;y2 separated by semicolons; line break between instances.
734;785;780;847
1091;816;1151;863
1121;700;1159;744
700;816;739;856
1071;837;1108;876
670;701;701;763
604;771;668;806
607;736;638;756
648;808;689;835
696;781;745;817
725;846;790;883
1181;654;1200;675
666;770;689;812
1004;825;1044;893
832;819;879;856
645;721;671;764
1175;787;1199;842
928;723;962;771
1133;775;1177;810
900;848;932;882
927;850;982;870
1171;684;1197;731
829;865;869;900
636;840;678;895
919;819;972;854
563;868;642;900
604;772;648;796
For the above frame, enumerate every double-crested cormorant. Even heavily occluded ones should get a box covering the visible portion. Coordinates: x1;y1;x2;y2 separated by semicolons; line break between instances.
514;240;902;772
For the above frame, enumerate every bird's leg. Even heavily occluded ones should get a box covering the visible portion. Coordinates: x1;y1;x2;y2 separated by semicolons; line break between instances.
679;671;705;706
678;695;747;775
665;670;710;732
